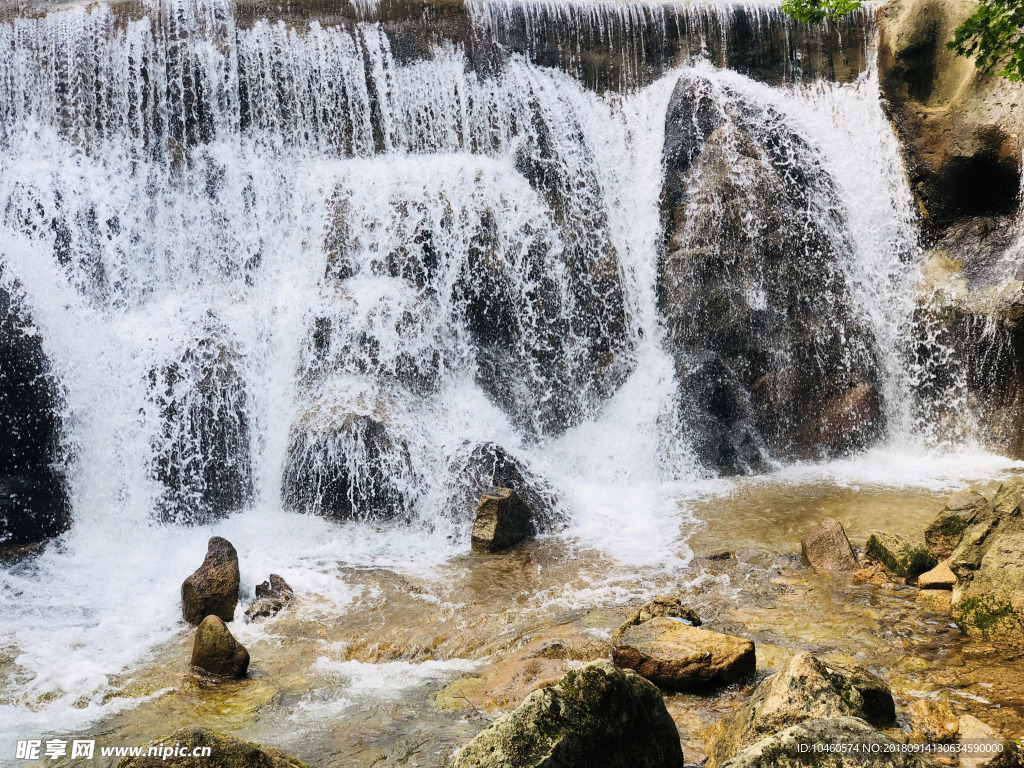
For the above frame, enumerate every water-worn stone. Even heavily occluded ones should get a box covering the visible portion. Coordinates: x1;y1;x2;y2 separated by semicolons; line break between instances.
471;487;533;553
245;574;294;621
612;616;754;691
449;660;684;768
182;536;240;625
958;714;1024;768
918;560;956;590
950;480;1024;647
926;489;987;558
801;517;859;572
720;717;933;768
613;596;701;643
866;532;937;578
704;651;895;768
117;726;308;767
907;699;959;744
190;615;249;678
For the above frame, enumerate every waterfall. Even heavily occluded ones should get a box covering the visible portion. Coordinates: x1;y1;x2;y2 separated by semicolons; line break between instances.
0;0;969;742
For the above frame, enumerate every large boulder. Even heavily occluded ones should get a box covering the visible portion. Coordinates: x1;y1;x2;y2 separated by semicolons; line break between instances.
0;278;70;547
182;536;240;625
190;615;250;678
117;727;308;767
801;518;859;572
720;717;933;768
450;660;684;768
149;317;253;525
950;480;1024;646
612;617;755;691
704;652;895;768
659;73;881;472
471;487;534;553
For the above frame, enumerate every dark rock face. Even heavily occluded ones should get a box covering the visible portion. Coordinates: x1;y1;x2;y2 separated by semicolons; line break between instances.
150;318;253;525
0;279;70;547
471;487;533;553
182;536;240;625
246;574;295;621
450;660;685;768
116;727;309;768
659;73;881;472
191;615;250;678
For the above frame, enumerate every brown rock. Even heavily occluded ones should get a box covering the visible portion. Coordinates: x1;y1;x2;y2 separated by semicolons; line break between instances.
613;616;754;691
908;699;959;744
245;574;295;621
801;517;859;572
613;596;701;643
471;487;533;552
918;560;956;590
926;490;987;558
181;536;239;625
190;615;249;678
814;384;882;455
958;714;1024;768
116;727;308;768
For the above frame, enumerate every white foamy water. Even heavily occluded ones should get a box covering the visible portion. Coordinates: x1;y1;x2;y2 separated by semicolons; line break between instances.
0;0;1011;749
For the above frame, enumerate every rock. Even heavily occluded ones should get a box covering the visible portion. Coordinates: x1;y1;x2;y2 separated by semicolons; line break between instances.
958;714;1024;768
720;716;933;768
0;278;71;547
471;488;534;553
182;536;240;625
449;660;684;768
918;559;956;590
613;596;701;643
190;615;250;679
612;616;754;691
281;388;414;521
814;384;883;456
245;574;295;621
116;726;308;767
866;532;937;578
150;316;253;525
916;589;953;613
704;652;895;768
801;517;859;572
926;490;988;558
950;480;1024;647
907;699;959;744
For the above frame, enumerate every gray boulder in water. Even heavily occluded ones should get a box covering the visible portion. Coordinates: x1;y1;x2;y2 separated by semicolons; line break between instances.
182;536;240;625
659;73;882;472
450;660;684;768
190;615;249;679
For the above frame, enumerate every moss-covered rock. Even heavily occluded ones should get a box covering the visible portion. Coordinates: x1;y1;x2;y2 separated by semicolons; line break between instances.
117;727;308;767
865;532;937;578
449;660;684;768
926;489;987;558
704;652;895;768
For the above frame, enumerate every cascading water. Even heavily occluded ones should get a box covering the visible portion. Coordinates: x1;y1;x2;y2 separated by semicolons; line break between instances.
0;0;1010;752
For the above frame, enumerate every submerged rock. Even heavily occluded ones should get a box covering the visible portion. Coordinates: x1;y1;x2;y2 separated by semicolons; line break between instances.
471;487;534;553
866;532;937;578
926;489;987;558
801;517;859;572
450;660;684;768
190;615;250;679
245;574;295;621
950;481;1024;647
705;651;895;768
182;536;240;625
907;698;959;744
612;616;755;691
116;727;308;767
958;715;1024;768
720;717;932;768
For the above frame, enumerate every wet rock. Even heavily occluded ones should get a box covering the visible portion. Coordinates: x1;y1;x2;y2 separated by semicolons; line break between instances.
958;715;1024;768
659;73;881;472
926;489;987;558
149;317;253;525
801;517;859;572
282;390;414;522
451;442;561;531
245;574;295;621
705;652;895;768
116;726;308;768
918;559;956;590
950;480;1024;647
471;488;533;553
182;536;240;625
190;615;250;679
720;717;932;768
908;699;959;744
866;532;937;578
450;660;684;768
0;278;71;547
612;617;754;691
613;596;701;643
